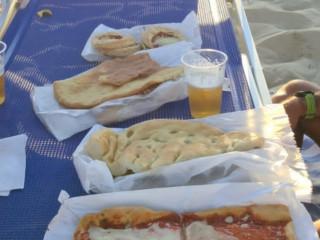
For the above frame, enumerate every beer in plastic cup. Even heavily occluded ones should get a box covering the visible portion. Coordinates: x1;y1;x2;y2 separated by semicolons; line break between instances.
181;49;228;118
0;41;6;105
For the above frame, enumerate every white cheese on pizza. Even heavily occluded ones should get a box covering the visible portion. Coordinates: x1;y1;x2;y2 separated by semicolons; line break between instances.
185;221;238;240
88;223;181;240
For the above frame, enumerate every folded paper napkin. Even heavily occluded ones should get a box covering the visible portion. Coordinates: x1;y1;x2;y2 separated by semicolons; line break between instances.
0;134;28;196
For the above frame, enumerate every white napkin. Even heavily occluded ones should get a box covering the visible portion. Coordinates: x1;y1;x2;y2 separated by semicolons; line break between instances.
0;134;28;196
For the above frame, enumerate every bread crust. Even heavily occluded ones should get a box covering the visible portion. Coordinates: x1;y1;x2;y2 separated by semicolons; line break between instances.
182;204;297;240
141;26;186;48
73;206;181;240
85;128;117;162
92;32;136;50
224;131;266;152
92;32;141;56
98;43;142;57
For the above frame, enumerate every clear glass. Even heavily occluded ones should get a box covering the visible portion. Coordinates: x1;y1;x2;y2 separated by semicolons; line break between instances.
181;49;228;118
0;41;7;105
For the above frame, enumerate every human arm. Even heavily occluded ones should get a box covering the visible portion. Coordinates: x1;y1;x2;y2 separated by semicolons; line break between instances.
271;80;320;148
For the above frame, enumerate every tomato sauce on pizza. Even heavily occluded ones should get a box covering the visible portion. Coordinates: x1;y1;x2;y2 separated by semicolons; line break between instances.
74;205;297;240
74;206;183;240
182;204;296;240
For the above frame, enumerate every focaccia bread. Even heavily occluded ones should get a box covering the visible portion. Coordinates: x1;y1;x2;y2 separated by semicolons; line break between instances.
224;131;265;152
85;119;265;176
85;128;117;163
74;206;182;240
53;53;184;109
182;204;297;240
142;26;187;48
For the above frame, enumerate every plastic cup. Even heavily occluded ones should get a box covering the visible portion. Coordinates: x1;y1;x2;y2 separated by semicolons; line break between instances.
0;41;6;105
181;49;228;118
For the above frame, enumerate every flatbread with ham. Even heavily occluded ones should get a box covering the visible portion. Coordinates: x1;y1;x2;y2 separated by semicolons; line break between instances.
97;53;162;86
53;53;183;109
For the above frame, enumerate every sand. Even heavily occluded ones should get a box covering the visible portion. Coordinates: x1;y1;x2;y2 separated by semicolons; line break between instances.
244;0;320;92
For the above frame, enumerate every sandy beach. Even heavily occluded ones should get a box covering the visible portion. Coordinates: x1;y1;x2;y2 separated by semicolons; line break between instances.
244;0;320;92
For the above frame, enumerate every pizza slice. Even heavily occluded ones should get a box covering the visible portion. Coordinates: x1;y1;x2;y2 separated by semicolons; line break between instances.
181;204;297;240
73;206;182;240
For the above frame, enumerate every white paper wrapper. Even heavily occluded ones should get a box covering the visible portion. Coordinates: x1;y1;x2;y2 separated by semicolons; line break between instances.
31;72;230;142
81;11;202;62
31;11;203;142
72;104;312;202
0;134;28;196
43;183;318;240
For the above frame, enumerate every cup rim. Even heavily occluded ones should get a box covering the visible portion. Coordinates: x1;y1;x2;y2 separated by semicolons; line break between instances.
0;41;7;54
181;48;228;69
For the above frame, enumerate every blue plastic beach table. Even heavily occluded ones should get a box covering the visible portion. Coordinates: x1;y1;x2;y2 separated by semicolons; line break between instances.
1;0;318;239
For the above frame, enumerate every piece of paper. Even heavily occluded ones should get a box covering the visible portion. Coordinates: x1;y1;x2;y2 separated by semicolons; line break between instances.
72;104;312;202
43;183;318;240
0;134;28;196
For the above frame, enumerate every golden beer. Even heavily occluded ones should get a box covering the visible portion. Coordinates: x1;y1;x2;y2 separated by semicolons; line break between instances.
0;74;4;105
187;84;222;118
181;49;228;118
